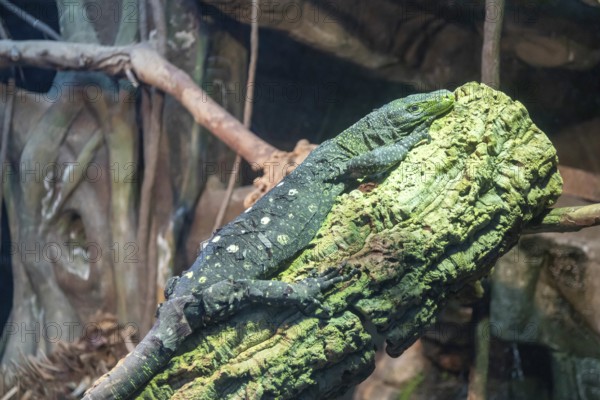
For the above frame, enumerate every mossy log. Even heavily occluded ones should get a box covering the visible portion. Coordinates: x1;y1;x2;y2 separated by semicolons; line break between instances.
136;83;562;399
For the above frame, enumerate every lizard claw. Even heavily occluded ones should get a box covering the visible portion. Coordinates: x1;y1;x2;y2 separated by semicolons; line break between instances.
297;297;334;319
296;263;360;318
425;132;432;144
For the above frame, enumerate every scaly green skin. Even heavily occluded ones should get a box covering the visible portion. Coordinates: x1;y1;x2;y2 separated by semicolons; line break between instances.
138;83;562;399
85;90;454;400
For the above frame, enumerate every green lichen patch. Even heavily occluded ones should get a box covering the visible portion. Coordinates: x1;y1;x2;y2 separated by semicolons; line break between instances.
139;82;561;398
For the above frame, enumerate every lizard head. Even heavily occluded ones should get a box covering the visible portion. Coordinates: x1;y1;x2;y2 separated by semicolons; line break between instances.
384;89;454;130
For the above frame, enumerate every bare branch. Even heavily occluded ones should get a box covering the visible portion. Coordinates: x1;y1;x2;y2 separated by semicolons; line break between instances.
0;40;278;166
0;0;61;41
0;14;9;39
138;0;148;43
137;0;168;332
524;204;600;234
243;0;259;129
0;77;14;244
481;0;504;88
0;14;13;245
148;0;167;55
137;87;164;333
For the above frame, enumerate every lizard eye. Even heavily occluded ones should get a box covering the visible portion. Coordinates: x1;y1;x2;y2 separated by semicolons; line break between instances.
407;105;420;113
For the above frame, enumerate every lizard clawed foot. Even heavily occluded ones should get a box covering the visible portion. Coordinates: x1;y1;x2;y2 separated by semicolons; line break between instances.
295;263;360;317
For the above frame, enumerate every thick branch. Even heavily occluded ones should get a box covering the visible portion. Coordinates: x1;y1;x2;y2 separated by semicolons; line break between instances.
134;83;562;398
0;40;277;166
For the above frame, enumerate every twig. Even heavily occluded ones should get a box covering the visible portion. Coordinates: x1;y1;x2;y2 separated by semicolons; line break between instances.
0;0;61;40
242;0;259;131
0;386;17;400
524;204;600;234
0;7;24;83
213;0;260;230
481;0;504;88
0;40;278;166
124;67;139;87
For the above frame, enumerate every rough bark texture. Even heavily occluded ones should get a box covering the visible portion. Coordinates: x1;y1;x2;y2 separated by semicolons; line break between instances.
134;82;562;398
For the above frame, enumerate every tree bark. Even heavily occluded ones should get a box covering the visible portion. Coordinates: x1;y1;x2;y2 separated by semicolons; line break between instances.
130;82;562;398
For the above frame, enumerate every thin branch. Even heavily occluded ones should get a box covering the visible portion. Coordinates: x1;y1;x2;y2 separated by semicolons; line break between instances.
468;317;490;400
138;0;167;332
148;0;167;55
138;0;148;44
242;0;259;130
213;0;260;230
0;77;14;244
0;40;278;166
0;16;13;246
478;3;504;392
481;0;504;88
137;91;164;328
523;204;600;234
0;13;9;39
124;67;139;87
0;0;61;41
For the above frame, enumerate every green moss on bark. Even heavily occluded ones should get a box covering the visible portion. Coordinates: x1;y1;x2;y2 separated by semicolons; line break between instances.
137;83;562;398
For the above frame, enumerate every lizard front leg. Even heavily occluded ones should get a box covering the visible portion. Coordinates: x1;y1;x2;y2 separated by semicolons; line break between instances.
198;268;355;322
340;124;430;179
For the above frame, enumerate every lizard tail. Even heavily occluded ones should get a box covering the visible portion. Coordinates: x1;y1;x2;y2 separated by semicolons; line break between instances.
82;323;175;400
83;296;196;399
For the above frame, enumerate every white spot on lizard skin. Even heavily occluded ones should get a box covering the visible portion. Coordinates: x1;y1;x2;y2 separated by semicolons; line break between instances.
185;271;193;279
308;204;318;213
245;206;253;213
288;189;298;196
276;181;284;187
198;276;207;284
288;213;294;219
212;235;221;243
261;217;271;225
277;234;289;245
226;244;239;253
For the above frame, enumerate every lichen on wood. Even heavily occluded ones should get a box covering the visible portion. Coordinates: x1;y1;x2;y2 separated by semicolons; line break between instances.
136;82;562;399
